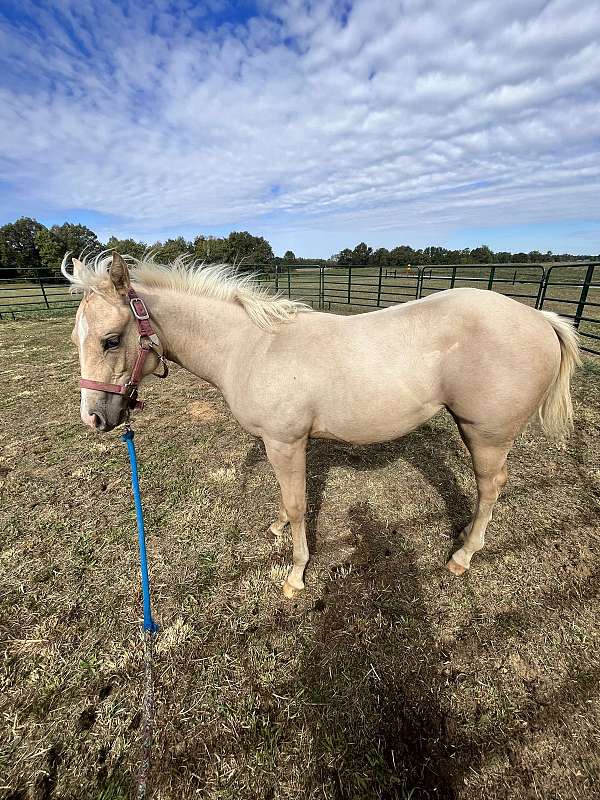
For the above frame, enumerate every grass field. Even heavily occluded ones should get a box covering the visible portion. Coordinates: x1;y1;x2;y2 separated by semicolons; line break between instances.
1;314;599;800
0;281;75;315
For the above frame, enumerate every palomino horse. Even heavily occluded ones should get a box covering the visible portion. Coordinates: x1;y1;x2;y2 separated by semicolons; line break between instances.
63;252;580;597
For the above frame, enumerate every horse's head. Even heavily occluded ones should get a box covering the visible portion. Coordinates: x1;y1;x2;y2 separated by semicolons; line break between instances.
69;252;163;432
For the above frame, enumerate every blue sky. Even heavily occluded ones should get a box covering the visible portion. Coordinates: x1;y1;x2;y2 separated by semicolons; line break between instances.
1;0;599;256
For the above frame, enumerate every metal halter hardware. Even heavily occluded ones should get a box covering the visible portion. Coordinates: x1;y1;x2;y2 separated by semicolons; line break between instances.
79;288;169;411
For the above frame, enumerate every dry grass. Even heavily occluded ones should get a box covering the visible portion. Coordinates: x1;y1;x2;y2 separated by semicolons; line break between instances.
0;315;599;800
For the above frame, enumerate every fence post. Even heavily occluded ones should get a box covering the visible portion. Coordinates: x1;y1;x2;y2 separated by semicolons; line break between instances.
450;266;456;289
274;264;279;293
376;265;383;307
535;268;547;309
347;267;352;304
317;266;321;309
417;267;423;298
487;266;496;291
287;265;291;299
39;278;50;309
573;263;596;329
319;266;324;309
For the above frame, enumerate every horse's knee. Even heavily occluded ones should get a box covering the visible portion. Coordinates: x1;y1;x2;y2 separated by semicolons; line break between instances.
496;463;508;491
475;471;503;506
285;500;305;523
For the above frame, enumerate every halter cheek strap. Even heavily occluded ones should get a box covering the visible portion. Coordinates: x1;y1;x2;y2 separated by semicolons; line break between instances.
79;288;169;411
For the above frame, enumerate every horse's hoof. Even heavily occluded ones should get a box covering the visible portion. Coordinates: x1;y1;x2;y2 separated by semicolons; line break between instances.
282;579;303;598
446;557;467;576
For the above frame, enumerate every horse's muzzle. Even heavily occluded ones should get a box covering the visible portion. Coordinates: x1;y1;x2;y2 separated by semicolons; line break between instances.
82;391;128;432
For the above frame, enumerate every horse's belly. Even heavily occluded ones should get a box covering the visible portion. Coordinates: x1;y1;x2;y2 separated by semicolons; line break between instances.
310;400;441;445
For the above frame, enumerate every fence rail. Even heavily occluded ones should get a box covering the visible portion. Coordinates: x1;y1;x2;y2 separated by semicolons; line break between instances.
1;262;599;354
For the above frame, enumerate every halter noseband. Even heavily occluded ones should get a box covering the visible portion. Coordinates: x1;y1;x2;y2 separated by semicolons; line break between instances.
79;288;169;411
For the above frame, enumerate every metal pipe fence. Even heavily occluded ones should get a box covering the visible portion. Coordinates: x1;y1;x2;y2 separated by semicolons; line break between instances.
2;262;599;354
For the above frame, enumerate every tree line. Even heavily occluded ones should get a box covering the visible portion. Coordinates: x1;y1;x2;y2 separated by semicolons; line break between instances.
0;218;274;279
0;217;595;280
331;242;598;266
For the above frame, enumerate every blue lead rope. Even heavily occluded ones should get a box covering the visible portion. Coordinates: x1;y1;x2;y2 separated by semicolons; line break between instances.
121;427;158;633
120;427;157;799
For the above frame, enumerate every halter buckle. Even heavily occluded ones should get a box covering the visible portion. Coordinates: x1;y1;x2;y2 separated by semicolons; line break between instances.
130;296;150;321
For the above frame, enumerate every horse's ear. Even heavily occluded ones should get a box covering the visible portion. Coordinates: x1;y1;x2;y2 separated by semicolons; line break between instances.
109;252;130;295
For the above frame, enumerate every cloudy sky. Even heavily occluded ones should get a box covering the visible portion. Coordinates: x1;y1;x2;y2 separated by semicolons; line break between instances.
1;0;599;255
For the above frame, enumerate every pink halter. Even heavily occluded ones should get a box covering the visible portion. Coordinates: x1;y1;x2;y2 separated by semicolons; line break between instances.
79;288;168;411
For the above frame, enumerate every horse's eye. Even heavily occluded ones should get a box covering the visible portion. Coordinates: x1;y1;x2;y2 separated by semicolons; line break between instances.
104;336;120;350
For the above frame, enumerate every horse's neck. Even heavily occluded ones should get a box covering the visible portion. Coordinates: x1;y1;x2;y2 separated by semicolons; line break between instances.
139;288;260;388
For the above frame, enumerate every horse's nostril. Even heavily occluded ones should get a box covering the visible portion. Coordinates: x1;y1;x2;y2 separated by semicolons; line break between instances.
91;411;106;430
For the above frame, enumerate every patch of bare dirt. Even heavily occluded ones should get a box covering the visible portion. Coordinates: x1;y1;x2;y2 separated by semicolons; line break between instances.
186;399;221;421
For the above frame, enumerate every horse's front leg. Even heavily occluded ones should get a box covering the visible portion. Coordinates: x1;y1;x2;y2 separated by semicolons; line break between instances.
268;493;289;537
263;436;308;598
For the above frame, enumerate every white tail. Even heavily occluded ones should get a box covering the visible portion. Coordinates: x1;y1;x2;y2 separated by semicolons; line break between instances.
538;311;582;439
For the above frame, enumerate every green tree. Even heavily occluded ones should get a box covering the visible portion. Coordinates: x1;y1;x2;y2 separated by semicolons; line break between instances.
283;250;296;262
423;246;450;265
157;237;193;263
193;235;228;263
105;236;147;260
226;231;274;265
351;242;372;265
0;217;45;278
371;247;390;266
389;245;414;266
36;223;100;277
335;248;353;265
470;245;494;263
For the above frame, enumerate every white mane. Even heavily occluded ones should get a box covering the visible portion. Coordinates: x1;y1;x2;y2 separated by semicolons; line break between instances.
61;251;309;330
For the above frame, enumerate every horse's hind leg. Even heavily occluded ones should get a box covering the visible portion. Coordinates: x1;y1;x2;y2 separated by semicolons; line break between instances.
447;425;512;576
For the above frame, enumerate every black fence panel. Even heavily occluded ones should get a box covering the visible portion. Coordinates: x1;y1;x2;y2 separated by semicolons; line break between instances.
417;263;546;307
0;269;78;319
1;261;599;355
539;263;600;355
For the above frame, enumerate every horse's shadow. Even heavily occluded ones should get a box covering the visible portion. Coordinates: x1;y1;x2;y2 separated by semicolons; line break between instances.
243;416;473;558
241;422;476;796
286;500;460;798
278;496;600;799
242;425;600;798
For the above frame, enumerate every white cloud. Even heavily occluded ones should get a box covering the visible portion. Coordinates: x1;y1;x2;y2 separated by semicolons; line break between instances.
0;0;599;253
